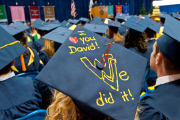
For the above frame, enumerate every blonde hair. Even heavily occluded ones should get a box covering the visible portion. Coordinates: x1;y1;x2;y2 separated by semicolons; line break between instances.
108;28;124;43
41;39;55;58
46;90;114;120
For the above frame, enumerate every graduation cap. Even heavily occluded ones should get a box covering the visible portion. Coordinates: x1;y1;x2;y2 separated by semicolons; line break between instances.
60;20;73;28
42;27;73;44
160;13;171;19
93;16;103;21
145;17;161;33
32;19;49;29
68;19;80;25
171;13;180;20
0;22;7;26
84;23;108;34
51;20;61;25
36;25;148;120
0;26;27;70
2;22;30;40
79;17;90;22
38;24;60;31
90;19;105;25
108;20;121;28
157;15;180;69
115;13;126;20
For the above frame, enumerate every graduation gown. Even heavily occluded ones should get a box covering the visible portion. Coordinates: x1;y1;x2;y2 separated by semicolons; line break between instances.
139;80;180;120
39;50;51;65
12;47;43;74
0;77;42;119
33;38;44;53
118;25;127;37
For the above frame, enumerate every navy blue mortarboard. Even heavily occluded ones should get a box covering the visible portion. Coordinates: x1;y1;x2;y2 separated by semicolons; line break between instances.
60;20;73;28
171;13;180;20
115;13;126;20
36;25;147;120
145;17;161;33
68;19;80;25
93;16;102;21
51;20;61;25
38;24;60;31
2;22;30;40
90;19;104;25
84;23;108;34
0;26;27;70
32;19;48;29
123;16;151;33
79;17;90;22
108;20;121;28
160;13;171;19
157;16;180;69
42;27;73;44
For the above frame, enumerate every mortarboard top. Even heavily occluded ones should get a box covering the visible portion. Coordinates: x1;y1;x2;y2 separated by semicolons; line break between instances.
31;19;49;29
115;13;126;20
104;18;112;24
51;20;61;25
38;24;60;31
145;17;161;33
171;13;180;20
42;27;73;44
0;26;27;70
93;16;103;21
68;19;80;25
84;23;108;34
2;22;29;36
79;17;90;22
36;25;148;120
90;19;105;25
69;24;77;30
160;13;171;19
60;20;73;28
157;15;180;69
108;20;121;28
123;16;151;33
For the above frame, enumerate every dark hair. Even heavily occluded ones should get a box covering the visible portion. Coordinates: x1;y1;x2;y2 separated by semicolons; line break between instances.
124;32;148;53
93;0;97;3
19;36;29;58
117;19;125;23
145;28;156;38
0;62;12;75
155;44;180;71
160;18;165;24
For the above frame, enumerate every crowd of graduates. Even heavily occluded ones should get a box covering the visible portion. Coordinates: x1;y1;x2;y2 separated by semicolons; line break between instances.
0;10;180;120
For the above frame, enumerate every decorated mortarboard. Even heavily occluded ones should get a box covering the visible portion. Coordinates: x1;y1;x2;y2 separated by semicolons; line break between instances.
38;24;60;31
68;19;80;25
60;20;73;28
42;27;73;44
108;20;121;28
32;19;48;29
0;26;27;70
157;15;180;69
84;23;108;34
79;17;90;22
36;25;148;120
115;13;127;20
123;16;151;33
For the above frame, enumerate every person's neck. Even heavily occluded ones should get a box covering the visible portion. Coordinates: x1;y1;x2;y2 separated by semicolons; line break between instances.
156;69;180;78
0;71;11;77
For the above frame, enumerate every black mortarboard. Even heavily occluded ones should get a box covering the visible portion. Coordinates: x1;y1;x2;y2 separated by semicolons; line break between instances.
60;20;73;28
36;26;148;120
32;19;48;29
0;26;27;70
68;19;80;25
84;23;108;34
42;27;73;44
157;16;180;69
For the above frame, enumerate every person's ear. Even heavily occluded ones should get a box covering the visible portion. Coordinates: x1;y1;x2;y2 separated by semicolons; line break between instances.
156;53;163;65
11;60;15;66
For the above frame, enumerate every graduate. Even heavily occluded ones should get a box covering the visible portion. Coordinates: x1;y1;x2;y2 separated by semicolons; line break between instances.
36;25;148;120
139;16;180;120
39;27;72;65
92;0;98;8
79;17;90;27
107;20;124;43
2;22;44;74
0;27;52;119
123;16;152;65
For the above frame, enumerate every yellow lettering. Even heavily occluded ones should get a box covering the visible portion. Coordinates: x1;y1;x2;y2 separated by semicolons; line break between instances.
96;92;105;106
78;31;86;35
68;46;77;54
85;37;91;42
79;37;85;44
77;47;83;52
119;71;129;81
90;43;96;50
108;92;115;104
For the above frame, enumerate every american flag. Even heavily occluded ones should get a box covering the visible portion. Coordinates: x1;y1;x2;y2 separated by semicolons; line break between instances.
71;0;76;18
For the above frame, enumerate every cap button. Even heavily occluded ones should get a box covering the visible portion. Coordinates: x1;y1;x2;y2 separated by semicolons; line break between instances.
96;62;104;70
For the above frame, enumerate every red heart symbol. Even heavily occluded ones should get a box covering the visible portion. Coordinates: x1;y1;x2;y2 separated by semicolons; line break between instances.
69;37;78;44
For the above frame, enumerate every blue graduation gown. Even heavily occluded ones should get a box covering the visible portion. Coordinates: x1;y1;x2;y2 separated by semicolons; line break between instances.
33;38;44;53
0;77;41;119
118;25;127;37
39;50;51;65
13;48;43;74
139;80;180;120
